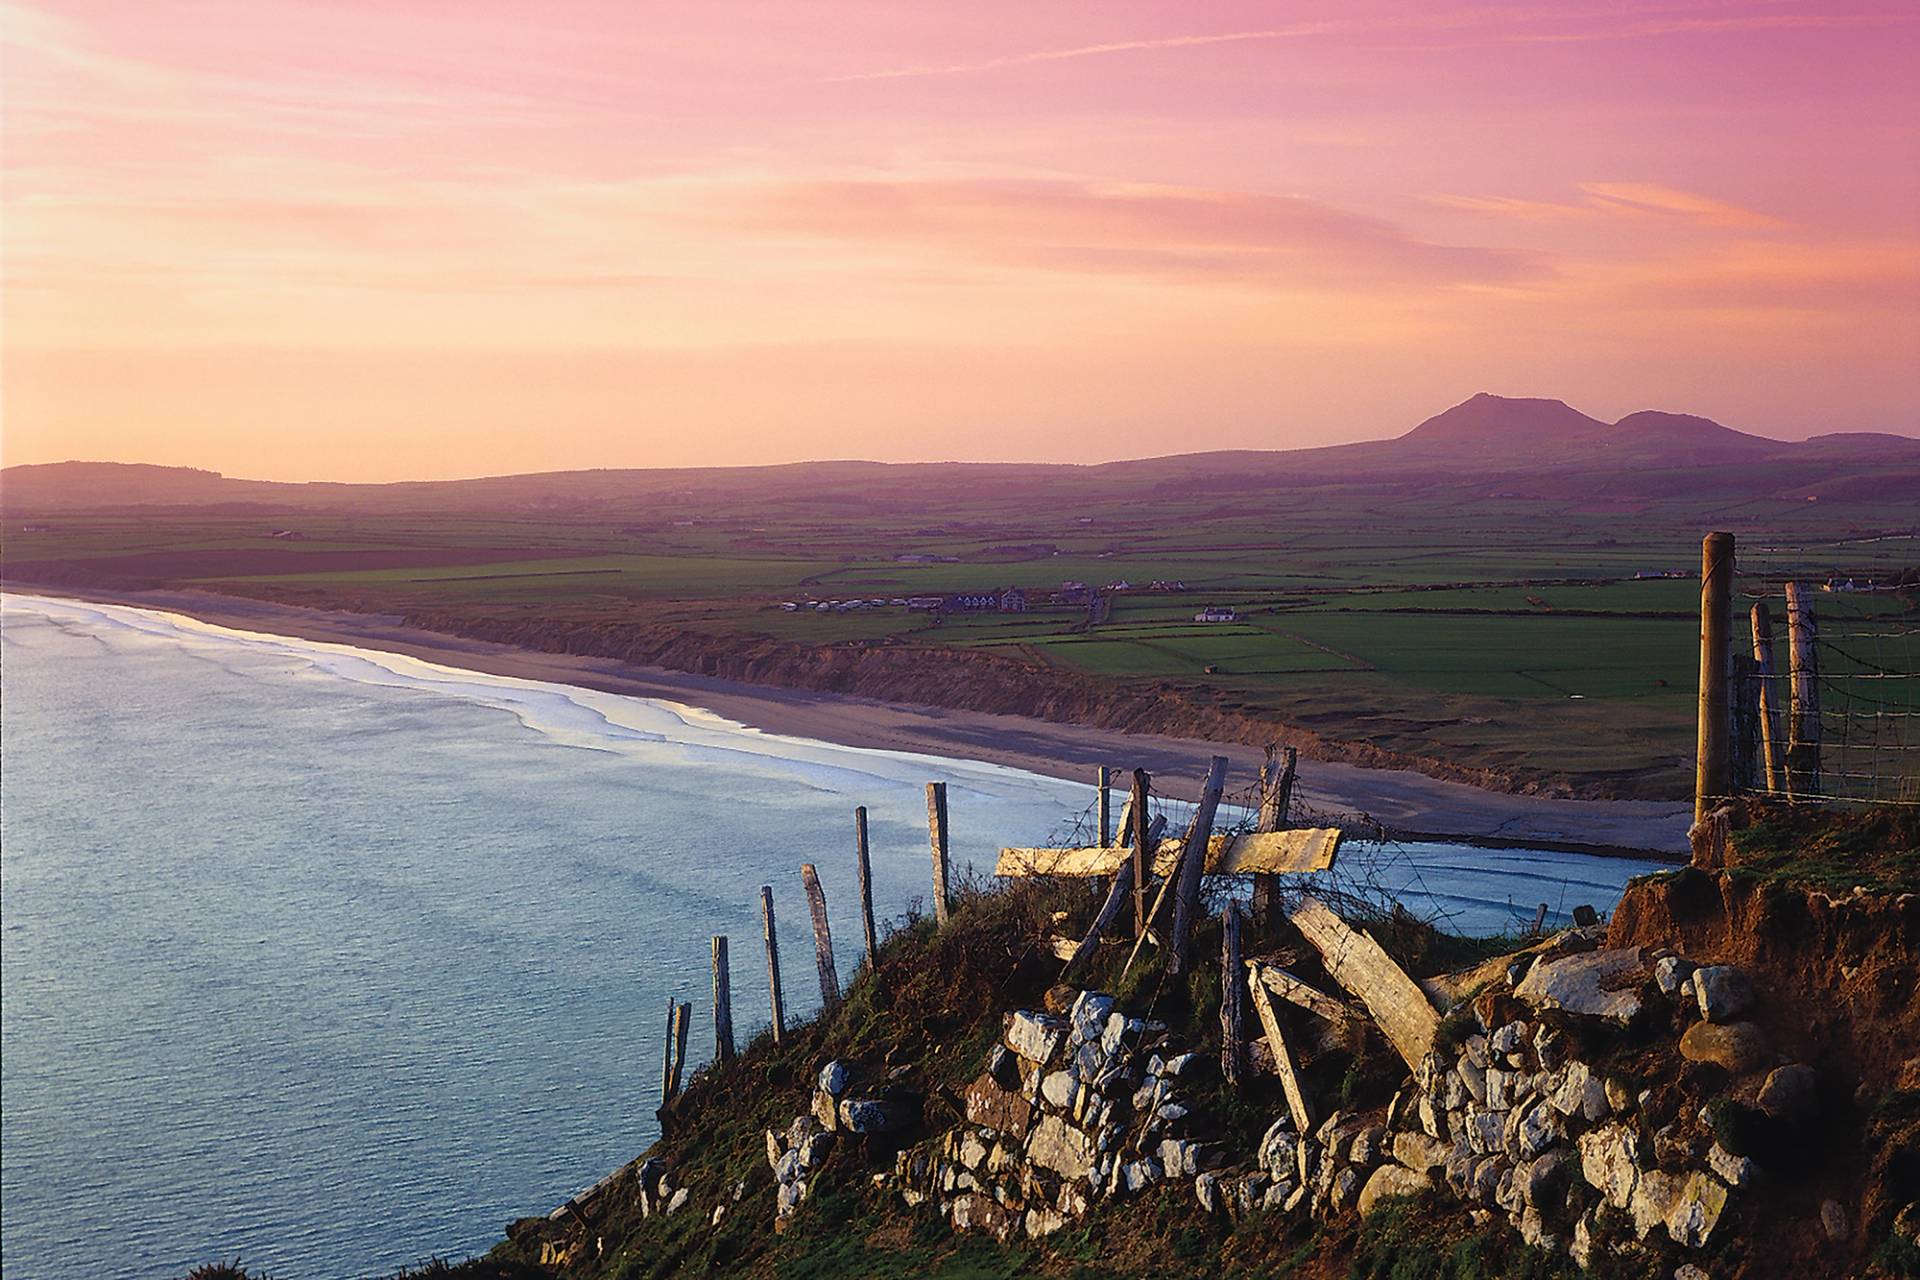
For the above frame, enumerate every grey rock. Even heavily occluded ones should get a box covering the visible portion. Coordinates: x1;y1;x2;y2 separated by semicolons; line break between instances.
800;1130;835;1171
1522;1147;1575;1212
1665;1172;1729;1249
1070;991;1115;1044
1195;1171;1224;1215
1509;1098;1561;1160
839;1098;910;1134
1469;1156;1504;1204
776;1178;806;1216
1485;1066;1516;1111
1464;1034;1490;1069
1040;1070;1077;1111
664;1186;689;1216
1708;1142;1757;1189
1491;1021;1529;1056
1534;1024;1572;1071
1757;1063;1819;1121
1654;955;1695;997
957;1131;989;1170
1458;1059;1488;1104
1331;1165;1364;1213
1693;966;1755;1024
1025;1206;1067;1238
1165;1052;1201;1077
1027;1114;1096;1180
1821;1198;1850;1242
1515;946;1646;1025
1350;1124;1388;1167
1578;1123;1641;1210
1357;1163;1429;1216
765;1130;787;1170
1258;1117;1297;1176
1466;1105;1506;1155
1158;1137;1196;1177
1006;1010;1068;1066
1117;1158;1162;1196
818;1060;854;1098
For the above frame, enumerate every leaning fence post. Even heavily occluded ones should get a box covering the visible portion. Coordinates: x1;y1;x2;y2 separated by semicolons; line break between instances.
1752;601;1784;794
761;885;785;1044
665;1001;691;1102
711;936;734;1063
1695;531;1735;826
925;782;951;926
1097;766;1112;848
801;862;843;1015
1167;755;1230;979
1785;581;1821;795
854;806;879;973
1220;902;1245;1086
1128;769;1151;939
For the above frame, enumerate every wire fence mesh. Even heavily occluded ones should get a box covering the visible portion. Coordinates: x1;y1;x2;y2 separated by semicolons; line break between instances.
1732;539;1920;806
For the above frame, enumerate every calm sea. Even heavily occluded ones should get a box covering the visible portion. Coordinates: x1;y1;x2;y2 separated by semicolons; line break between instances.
0;594;1664;1279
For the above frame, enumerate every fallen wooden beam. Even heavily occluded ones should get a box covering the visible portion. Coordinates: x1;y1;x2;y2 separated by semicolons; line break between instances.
1247;972;1315;1132
1246;960;1353;1025
996;827;1341;879
1062;858;1135;978
1285;894;1438;1072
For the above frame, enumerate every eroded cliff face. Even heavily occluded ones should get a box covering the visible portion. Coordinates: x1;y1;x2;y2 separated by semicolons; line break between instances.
1609;870;1920;1091
400;610;1600;798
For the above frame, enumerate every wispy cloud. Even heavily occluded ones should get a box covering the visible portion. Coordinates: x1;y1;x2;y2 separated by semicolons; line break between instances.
822;4;1916;83
818;26;1340;83
1428;183;1784;230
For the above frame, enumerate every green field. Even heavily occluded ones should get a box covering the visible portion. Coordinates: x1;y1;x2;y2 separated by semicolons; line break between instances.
7;475;1915;799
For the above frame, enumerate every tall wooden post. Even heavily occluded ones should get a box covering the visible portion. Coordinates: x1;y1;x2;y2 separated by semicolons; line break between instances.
1751;601;1783;794
659;995;677;1103
1096;766;1112;848
711;936;734;1063
1128;769;1151;939
761;885;785;1044
1220;903;1244;1086
801;863;842;1015
854;806;879;972
925;782;951;925
1785;581;1821;795
1167;755;1230;978
1695;532;1735;826
1252;745;1296;925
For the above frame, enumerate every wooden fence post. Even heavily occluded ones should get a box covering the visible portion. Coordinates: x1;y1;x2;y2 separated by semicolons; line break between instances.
1785;581;1821;795
801;862;842;1015
1167;755;1229;979
1220;902;1244;1086
854;806;879;973
925;783;951;926
711;936;734;1063
1752;601;1783;794
761;885;785;1044
1128;769;1151;939
659;995;677;1104
1695;531;1735;826
1251;745;1296;925
665;1001;691;1102
1097;766;1112;848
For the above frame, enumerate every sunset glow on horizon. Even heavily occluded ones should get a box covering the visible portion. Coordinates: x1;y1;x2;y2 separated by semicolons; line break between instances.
3;0;1916;481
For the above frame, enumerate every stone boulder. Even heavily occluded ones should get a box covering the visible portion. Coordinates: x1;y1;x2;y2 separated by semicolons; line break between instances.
1514;947;1646;1025
1027;1114;1095;1180
1679;1020;1771;1074
1757;1063;1819;1121
1005;1011;1069;1066
1357;1164;1430;1216
1692;966;1755;1023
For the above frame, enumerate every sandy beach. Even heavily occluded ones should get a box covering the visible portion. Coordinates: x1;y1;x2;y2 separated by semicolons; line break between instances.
10;586;1694;857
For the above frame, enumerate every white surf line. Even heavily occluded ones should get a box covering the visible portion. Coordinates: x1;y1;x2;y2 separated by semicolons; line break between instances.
2;592;1088;806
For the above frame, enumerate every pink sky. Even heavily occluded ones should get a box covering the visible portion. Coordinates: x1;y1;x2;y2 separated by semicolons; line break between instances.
4;0;1916;480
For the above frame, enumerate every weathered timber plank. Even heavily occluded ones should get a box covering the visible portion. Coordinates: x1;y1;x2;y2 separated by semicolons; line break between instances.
1064;858;1135;979
801;862;843;1015
1246;960;1353;1025
1247;973;1314;1132
996;826;1341;879
1286;894;1438;1071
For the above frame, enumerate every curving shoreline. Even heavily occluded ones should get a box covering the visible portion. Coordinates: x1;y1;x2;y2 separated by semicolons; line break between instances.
5;585;1693;857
